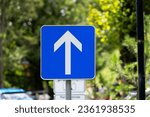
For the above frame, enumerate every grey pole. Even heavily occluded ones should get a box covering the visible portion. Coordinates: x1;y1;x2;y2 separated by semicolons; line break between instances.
136;0;145;100
66;80;71;100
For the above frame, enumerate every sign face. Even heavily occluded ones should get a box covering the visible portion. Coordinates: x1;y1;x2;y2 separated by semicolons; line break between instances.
54;80;85;94
41;26;95;79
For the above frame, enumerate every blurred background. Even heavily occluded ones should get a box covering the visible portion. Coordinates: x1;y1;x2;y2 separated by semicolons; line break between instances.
0;0;150;100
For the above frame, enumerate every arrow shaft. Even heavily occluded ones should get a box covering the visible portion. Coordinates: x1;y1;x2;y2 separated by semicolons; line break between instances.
65;41;71;75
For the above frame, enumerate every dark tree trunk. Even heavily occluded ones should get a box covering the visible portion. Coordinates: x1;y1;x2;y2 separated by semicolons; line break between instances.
0;0;5;88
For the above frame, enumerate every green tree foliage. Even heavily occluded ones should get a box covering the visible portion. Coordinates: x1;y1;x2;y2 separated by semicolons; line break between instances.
2;0;91;90
3;0;44;89
2;0;150;100
87;0;150;99
87;0;121;43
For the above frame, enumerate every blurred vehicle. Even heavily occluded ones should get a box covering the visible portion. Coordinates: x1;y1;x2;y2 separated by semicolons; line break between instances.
124;90;137;100
0;88;33;100
27;90;50;100
124;88;150;100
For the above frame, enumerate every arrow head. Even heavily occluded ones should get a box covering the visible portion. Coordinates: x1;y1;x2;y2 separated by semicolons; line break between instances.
54;31;82;52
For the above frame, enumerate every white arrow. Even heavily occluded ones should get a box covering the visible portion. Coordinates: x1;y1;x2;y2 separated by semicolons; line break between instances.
54;31;82;75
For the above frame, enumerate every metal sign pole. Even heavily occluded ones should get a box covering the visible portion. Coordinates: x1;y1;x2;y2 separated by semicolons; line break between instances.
66;80;71;100
136;0;145;100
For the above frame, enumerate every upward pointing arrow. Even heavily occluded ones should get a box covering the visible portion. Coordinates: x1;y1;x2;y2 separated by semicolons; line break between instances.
54;31;82;75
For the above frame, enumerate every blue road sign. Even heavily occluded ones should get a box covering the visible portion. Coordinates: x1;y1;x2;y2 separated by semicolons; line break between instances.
41;26;95;80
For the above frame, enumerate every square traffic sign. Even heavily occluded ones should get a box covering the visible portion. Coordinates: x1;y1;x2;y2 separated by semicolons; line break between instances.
40;26;95;79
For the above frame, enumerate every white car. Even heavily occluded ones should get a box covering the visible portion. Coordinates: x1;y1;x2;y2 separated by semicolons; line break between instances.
0;88;33;100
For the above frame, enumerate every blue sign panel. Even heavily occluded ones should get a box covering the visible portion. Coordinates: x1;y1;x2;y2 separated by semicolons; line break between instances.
41;26;95;79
